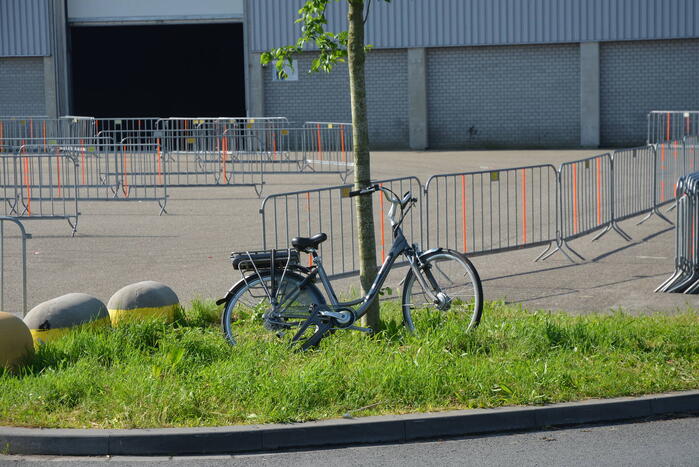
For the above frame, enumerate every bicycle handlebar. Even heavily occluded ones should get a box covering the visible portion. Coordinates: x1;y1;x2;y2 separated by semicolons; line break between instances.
348;184;380;197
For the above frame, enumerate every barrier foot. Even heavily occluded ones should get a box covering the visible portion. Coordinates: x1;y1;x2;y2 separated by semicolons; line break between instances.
666;202;677;213
637;208;674;226
539;239;584;263
68;218;78;237
254;184;264;198
592;222;632;242
682;278;699;294
533;242;554;262
158;200;168;216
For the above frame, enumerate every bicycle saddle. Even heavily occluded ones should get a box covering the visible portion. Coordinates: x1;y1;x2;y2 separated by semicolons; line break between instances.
291;232;327;252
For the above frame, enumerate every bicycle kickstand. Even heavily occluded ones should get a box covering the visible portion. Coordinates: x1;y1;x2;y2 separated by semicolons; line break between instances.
290;306;332;351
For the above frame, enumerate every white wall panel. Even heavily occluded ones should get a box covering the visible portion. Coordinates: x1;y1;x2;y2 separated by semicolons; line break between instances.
67;0;243;24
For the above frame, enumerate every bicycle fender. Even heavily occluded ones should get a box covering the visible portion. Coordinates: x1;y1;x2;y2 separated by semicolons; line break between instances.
418;247;444;258
215;278;248;306
215;270;318;306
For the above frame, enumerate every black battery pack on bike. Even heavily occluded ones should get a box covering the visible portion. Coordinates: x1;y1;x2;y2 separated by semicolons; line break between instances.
230;249;300;271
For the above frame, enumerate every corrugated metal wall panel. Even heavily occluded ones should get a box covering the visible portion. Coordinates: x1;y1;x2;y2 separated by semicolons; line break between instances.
248;0;699;52
0;0;51;57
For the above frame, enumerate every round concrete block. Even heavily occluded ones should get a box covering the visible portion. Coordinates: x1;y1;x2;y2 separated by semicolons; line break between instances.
107;281;179;325
0;311;35;370
23;293;110;345
24;293;109;344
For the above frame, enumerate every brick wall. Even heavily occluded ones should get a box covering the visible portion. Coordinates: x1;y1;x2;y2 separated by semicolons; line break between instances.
426;43;580;149
0;57;46;116
600;39;699;147
263;49;408;149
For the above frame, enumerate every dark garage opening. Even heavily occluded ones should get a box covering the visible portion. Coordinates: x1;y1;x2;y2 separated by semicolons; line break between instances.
70;23;245;118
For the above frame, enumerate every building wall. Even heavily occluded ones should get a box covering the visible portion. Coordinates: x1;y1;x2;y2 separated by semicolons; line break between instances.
0;57;46;116
249;0;699;52
426;43;580;148
600;39;699;147
0;0;51;57
263;49;408;148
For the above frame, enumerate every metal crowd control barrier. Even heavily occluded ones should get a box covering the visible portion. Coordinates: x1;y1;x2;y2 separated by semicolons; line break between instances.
424;165;558;259
647;111;699;145
1;145;80;235
656;172;699;294
655;140;686;206
0;116;95;153
156;129;265;195
0;137;168;214
300;123;353;180
94;118;160;144
0;216;29;315
260;176;423;278
97;140;168;214
155;117;289;158
684;136;699;176
613;146;672;226
543;154;621;262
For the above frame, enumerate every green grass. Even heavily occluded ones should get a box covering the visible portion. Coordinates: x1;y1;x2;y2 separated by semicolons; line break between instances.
0;299;697;429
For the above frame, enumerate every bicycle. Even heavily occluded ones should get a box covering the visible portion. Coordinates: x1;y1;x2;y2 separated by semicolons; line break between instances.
218;184;483;350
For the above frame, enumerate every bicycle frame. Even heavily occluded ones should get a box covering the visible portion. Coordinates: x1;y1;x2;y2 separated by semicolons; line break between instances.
308;199;439;324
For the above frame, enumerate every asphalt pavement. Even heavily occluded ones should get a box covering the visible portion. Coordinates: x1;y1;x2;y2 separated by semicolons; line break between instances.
2;415;698;466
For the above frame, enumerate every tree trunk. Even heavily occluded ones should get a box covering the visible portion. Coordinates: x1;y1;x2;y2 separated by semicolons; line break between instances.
347;0;379;329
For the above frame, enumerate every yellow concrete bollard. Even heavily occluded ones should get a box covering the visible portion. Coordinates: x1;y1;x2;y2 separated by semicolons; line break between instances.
0;311;35;371
107;281;179;325
23;293;110;345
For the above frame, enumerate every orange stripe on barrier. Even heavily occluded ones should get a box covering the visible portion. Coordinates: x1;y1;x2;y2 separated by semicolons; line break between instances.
316;124;323;161
596;158;601;225
461;175;467;252
573;163;579;235
80;139;86;185
379;183;385;261
222;137;229;183
666;112;671;140
29;119;33;139
272;131;277;160
660;181;665;202
340;125;347;162
521;169;527;244
55;147;62;197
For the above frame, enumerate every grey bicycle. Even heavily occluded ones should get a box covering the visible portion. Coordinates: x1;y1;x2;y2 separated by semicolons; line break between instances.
218;184;483;350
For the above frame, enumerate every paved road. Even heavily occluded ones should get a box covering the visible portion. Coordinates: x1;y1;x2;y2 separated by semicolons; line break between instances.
2;416;697;466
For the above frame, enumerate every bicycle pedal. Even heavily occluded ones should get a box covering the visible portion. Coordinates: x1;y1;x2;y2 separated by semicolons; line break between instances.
347;325;373;333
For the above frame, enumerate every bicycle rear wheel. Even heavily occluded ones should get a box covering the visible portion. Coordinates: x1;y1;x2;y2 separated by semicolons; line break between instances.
401;249;483;333
221;271;325;345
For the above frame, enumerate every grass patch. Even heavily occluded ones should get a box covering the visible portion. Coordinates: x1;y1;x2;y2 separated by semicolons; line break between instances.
0;300;697;428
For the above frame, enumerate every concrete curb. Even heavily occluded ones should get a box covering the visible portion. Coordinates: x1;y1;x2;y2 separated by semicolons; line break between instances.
1;391;697;456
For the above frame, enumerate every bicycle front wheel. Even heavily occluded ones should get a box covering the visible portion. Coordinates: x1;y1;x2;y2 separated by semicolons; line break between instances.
401;249;483;333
